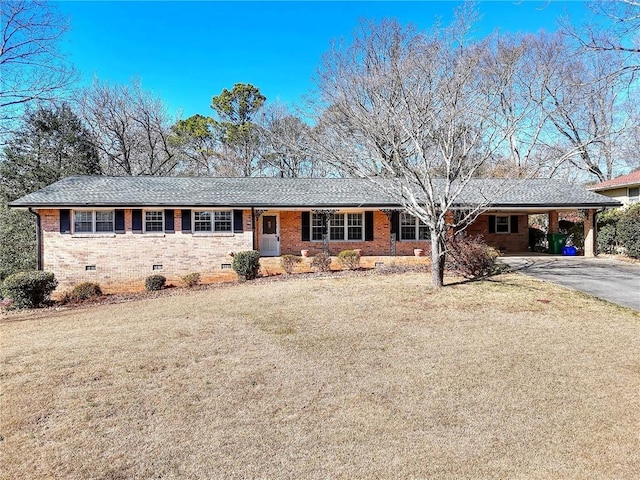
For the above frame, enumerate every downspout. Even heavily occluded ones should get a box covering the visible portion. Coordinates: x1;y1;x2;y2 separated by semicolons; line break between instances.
28;208;43;270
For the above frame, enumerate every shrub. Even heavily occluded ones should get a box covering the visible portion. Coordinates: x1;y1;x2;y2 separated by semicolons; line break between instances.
597;208;623;254
280;255;302;274
597;224;618;254
445;235;502;279
64;282;102;302
181;272;201;287
337;249;361;270
145;274;166;291
618;204;640;258
1;271;58;309
232;250;261;280
311;252;332;272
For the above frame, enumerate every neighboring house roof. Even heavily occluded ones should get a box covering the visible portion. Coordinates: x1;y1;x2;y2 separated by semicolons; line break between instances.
9;175;622;209
587;170;640;192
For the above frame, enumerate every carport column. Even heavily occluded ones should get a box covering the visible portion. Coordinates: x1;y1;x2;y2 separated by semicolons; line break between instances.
548;210;559;232
583;209;596;257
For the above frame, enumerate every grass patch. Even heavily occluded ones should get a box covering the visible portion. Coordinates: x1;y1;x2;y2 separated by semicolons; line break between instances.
1;272;639;479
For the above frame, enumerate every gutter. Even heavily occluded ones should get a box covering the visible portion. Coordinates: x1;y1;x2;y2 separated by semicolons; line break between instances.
28;208;43;270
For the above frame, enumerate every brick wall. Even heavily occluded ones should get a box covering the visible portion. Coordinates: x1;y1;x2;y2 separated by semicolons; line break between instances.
38;209;253;292
465;214;528;252
36;208;529;292
278;210;432;256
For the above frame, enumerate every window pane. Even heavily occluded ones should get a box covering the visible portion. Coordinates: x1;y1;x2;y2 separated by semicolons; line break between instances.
311;213;323;241
400;213;416;240
329;213;344;241
496;216;510;233
194;211;212;232
347;213;363;240
145;211;163;232
214;210;232;232
74;211;93;233
95;211;114;232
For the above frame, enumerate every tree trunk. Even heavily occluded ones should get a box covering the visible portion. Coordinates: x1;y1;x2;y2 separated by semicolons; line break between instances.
430;229;446;288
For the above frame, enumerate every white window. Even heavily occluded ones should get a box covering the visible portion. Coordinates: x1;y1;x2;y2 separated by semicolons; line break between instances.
145;210;164;232
311;212;363;241
629;187;639;203
73;210;114;233
400;213;430;241
495;215;510;234
194;210;233;233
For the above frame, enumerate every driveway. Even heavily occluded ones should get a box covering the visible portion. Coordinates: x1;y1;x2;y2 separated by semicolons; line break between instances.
501;256;640;311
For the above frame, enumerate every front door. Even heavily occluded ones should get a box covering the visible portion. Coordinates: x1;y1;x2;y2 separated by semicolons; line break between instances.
259;214;280;256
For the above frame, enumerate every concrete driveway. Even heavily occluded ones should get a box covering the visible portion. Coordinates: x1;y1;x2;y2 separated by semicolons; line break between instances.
501;255;640;311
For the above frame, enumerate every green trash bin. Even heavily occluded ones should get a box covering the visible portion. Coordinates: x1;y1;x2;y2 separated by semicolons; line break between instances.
547;232;568;255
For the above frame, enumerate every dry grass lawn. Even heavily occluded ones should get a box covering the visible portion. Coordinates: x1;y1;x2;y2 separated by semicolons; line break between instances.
1;272;639;479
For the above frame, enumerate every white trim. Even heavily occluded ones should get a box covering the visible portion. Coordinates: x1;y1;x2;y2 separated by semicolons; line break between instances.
192;209;234;233
72;209;115;234
310;211;365;242
143;209;164;233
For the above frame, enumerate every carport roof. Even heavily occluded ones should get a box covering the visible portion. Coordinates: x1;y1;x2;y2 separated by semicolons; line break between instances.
9;175;622;209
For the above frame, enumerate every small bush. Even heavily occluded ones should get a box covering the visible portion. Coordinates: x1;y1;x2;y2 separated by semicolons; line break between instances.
181;272;201;287
280;255;302;274
311;253;332;272
64;282;102;303
597;224;618;254
618;204;640;258
337;249;361;270
232;250;261;280
446;235;502;279
145;274;166;291
1;271;58;309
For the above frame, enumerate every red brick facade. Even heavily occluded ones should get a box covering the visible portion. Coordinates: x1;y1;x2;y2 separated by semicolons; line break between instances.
36;207;529;292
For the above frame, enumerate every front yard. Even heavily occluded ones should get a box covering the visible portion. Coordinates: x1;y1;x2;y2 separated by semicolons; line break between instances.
1;272;639;479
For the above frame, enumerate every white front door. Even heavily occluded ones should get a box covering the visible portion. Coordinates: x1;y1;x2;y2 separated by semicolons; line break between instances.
259;213;280;257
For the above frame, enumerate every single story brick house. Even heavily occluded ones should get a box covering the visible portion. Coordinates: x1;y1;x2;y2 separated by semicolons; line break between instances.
10;176;620;290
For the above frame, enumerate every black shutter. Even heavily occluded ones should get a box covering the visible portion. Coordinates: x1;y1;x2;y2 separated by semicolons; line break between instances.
301;212;310;241
233;210;244;233
390;211;399;237
365;211;374;241
115;209;125;233
132;210;142;233
488;215;496;234
164;209;175;233
60;209;71;234
181;209;191;232
510;215;519;234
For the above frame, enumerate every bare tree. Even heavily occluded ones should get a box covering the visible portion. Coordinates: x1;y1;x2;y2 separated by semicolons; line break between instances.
529;32;637;182
0;0;76;133
77;78;179;176
314;11;519;287
257;104;323;177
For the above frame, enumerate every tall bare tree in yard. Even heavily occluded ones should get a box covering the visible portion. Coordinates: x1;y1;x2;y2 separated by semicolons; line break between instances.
315;12;518;287
257;104;320;177
77;79;179;176
529;32;637;182
566;0;640;74
0;0;76;135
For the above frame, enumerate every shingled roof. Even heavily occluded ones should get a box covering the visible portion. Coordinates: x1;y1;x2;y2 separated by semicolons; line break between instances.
587;170;640;191
9;176;621;209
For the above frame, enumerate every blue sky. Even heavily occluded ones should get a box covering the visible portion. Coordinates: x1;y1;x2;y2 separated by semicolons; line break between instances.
56;1;590;119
